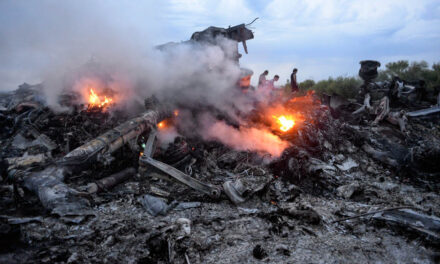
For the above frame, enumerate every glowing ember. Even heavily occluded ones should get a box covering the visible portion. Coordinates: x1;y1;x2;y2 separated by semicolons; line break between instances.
88;88;114;109
157;120;166;129
174;109;179;116
274;115;295;132
157;115;178;130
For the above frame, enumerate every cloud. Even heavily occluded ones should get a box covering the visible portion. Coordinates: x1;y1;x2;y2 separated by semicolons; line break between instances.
239;0;440;83
166;0;256;31
1;0;439;91
260;0;440;44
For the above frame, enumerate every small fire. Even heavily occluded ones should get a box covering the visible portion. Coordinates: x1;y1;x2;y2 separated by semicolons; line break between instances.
261;91;320;134
88;88;113;109
158;111;179;130
274;115;295;132
89;89;99;105
157;120;166;129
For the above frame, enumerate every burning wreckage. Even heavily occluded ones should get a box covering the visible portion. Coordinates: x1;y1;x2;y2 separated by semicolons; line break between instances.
1;24;440;263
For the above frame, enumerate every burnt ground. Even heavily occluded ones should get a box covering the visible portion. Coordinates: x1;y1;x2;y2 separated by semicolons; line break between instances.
1;85;440;263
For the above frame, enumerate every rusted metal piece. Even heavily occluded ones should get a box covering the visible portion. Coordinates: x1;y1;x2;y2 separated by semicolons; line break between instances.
86;167;136;194
139;156;221;198
59;110;163;166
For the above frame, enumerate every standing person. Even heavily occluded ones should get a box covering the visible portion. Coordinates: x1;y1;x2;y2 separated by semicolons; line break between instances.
290;68;298;94
259;75;279;101
267;75;280;91
258;70;269;87
257;74;278;102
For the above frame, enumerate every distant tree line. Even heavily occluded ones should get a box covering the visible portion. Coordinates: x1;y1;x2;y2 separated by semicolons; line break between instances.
281;61;440;99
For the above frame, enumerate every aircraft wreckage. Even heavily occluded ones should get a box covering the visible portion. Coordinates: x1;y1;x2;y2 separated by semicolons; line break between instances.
1;23;440;263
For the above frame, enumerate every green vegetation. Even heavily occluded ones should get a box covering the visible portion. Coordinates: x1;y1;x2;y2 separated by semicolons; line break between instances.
283;60;440;99
307;77;361;98
377;60;440;91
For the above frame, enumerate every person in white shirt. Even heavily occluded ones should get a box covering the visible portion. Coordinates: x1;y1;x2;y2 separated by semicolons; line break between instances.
257;75;279;102
258;70;269;87
267;75;280;91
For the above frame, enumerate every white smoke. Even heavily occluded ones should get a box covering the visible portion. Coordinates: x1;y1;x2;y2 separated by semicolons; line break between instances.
0;1;288;156
203;120;289;157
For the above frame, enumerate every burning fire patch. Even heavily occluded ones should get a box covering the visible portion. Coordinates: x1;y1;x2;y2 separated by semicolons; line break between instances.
274;115;295;132
157;109;180;130
88;88;113;109
74;77;117;111
262;91;320;134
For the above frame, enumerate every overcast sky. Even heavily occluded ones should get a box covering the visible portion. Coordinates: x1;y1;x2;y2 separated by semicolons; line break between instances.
1;0;439;89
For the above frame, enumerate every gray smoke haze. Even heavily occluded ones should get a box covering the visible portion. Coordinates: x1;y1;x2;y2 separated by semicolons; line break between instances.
0;1;287;156
0;1;253;112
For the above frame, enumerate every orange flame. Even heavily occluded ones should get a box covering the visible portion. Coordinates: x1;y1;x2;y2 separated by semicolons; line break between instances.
89;89;99;105
274;115;295;132
262;91;320;133
88;88;114;109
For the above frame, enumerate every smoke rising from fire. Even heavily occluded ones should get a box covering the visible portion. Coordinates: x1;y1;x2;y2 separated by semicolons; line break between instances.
0;1;288;156
203;120;289;157
1;1;252;113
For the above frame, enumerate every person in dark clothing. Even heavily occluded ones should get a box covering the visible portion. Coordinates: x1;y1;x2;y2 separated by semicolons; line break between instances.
290;68;298;93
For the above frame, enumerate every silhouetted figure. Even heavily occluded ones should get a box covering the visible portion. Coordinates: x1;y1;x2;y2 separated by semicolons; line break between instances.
290;68;298;93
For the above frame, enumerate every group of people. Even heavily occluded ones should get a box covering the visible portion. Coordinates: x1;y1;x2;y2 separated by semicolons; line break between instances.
256;68;299;100
258;70;278;90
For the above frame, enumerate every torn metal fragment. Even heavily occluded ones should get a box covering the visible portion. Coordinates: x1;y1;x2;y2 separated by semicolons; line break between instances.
6;153;47;171
22;166;91;216
140;156;221;198
223;179;246;204
407;106;440;117
59;110;163;167
86;167;136;194
372;209;440;243
143;129;158;158
138;194;176;216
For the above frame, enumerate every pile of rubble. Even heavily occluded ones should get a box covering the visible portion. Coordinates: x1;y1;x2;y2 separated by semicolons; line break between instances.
1;61;440;263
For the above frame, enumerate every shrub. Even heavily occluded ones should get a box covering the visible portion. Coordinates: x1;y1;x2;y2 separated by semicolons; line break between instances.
279;60;440;99
312;77;361;98
378;60;440;91
299;79;315;91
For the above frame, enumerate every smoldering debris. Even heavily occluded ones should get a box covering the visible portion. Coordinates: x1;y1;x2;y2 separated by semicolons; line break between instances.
1;23;440;264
